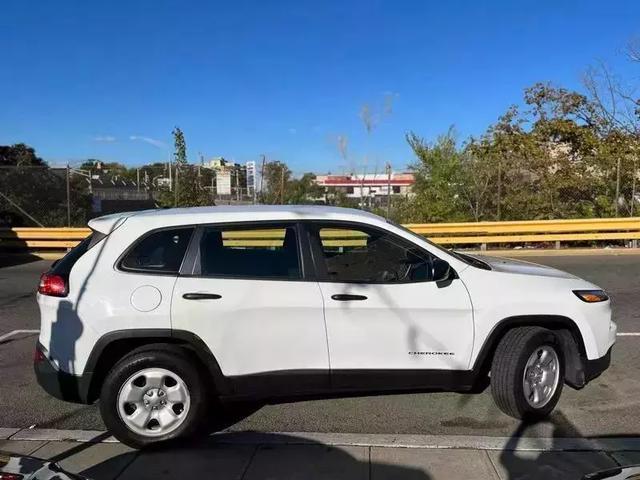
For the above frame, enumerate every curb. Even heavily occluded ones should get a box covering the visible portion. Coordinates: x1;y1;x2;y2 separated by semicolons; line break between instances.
4;428;640;452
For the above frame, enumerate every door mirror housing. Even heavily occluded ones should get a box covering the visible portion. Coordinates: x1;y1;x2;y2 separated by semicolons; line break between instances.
431;257;451;282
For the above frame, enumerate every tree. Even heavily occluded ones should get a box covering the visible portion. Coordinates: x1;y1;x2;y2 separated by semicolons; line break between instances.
0;143;45;166
286;173;324;204
260;161;291;204
0;144;91;226
157;128;212;208
405;129;468;222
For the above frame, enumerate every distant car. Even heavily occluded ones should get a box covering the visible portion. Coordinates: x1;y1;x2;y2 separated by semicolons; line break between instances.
0;452;87;479
34;206;616;448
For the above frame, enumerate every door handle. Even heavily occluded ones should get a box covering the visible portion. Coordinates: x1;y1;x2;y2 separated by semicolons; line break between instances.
182;293;222;300
331;294;367;301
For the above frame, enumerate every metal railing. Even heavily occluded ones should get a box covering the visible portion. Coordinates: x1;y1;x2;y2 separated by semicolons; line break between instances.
1;217;640;251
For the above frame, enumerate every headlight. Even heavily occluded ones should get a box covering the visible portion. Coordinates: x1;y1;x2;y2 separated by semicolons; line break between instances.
573;290;609;303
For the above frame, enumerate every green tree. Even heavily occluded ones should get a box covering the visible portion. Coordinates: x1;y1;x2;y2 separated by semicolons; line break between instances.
259;161;291;204
157;128;213;208
286;173;324;204
0;144;91;226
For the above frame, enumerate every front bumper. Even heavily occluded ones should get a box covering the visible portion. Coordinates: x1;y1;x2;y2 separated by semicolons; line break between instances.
584;346;612;384
34;342;92;404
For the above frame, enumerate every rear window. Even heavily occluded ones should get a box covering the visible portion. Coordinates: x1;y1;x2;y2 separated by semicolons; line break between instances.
120;227;194;274
197;224;301;279
51;230;106;277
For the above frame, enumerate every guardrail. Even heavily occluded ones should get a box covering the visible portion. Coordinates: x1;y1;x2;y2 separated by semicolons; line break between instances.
1;217;640;251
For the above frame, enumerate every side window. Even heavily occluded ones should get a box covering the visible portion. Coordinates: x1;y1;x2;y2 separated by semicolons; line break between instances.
315;225;433;283
198;224;301;279
120;228;194;273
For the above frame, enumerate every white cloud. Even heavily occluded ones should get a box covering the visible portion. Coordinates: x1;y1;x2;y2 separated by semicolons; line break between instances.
92;135;116;142
129;135;167;149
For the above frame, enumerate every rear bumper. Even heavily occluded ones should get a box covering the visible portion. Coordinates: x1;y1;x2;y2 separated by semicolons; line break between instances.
34;342;92;404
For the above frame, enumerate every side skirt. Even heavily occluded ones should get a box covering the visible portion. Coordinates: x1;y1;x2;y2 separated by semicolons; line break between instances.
221;369;479;402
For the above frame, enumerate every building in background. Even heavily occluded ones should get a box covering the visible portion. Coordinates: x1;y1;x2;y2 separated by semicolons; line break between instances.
203;156;250;202
314;172;414;206
246;161;256;201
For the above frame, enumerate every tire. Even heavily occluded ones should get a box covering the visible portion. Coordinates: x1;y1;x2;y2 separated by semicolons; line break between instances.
99;348;208;448
490;326;564;420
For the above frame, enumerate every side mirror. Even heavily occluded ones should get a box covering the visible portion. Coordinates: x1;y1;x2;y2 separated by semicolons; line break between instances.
432;257;451;282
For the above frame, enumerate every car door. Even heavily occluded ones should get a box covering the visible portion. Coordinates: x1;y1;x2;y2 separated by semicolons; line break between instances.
305;222;474;390
171;222;330;395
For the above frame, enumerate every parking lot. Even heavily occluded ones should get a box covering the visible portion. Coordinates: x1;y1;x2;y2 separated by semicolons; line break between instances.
1;253;639;440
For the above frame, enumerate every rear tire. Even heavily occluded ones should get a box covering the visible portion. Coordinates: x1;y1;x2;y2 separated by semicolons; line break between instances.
99;348;207;448
490;327;564;420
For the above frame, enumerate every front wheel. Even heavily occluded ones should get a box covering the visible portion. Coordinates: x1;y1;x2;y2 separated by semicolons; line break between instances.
490;327;564;420
99;349;207;448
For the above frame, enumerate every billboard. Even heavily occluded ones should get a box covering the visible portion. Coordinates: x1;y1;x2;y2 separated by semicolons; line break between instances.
216;170;231;195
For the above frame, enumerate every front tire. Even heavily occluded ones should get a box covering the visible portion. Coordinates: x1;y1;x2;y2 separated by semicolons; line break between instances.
99;349;207;448
490;327;564;420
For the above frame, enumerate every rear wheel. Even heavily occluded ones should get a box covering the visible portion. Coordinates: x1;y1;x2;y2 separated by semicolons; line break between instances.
490;327;564;420
99;349;207;448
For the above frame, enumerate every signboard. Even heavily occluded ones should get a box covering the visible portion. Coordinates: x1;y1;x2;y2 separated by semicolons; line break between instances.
216;170;231;195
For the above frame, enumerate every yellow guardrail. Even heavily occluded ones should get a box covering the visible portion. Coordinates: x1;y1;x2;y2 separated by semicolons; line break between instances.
1;217;640;250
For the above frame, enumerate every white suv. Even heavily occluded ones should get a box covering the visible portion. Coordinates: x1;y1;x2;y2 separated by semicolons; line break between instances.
35;206;616;447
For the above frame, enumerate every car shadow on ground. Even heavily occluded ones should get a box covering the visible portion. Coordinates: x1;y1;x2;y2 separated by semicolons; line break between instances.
0;252;42;268
497;410;627;480
50;409;628;480
79;432;433;480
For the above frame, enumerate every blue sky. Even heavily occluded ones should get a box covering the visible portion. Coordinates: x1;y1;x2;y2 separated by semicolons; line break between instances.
1;1;639;174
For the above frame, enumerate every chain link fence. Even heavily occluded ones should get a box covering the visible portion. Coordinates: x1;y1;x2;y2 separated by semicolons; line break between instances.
0;164;259;228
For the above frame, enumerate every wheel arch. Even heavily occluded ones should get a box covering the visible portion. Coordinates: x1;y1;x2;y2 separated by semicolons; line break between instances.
472;315;589;389
84;329;230;403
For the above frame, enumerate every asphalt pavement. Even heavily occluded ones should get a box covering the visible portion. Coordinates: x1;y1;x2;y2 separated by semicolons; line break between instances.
0;253;639;441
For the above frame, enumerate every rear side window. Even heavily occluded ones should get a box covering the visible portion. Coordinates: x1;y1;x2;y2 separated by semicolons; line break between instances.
120;228;194;274
51;230;106;277
197;224;301;279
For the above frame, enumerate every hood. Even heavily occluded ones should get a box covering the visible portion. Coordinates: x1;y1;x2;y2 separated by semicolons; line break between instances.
467;254;577;279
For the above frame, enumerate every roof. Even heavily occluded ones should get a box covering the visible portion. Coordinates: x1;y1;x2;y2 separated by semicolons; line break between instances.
89;205;384;233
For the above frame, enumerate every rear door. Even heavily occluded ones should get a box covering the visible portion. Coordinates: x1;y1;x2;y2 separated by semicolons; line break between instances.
305;222;474;390
171;222;329;395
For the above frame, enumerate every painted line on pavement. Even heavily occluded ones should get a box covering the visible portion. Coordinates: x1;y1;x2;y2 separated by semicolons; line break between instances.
5;428;640;452
0;329;40;342
617;332;640;336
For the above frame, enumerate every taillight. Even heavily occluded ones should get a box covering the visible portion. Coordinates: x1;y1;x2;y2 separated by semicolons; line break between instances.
34;345;46;363
0;473;25;479
38;273;68;297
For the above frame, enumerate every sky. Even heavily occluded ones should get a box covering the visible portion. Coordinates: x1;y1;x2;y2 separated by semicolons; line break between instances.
1;1;639;174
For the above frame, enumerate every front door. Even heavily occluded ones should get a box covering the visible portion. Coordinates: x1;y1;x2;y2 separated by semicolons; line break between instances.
171;222;329;395
306;222;474;389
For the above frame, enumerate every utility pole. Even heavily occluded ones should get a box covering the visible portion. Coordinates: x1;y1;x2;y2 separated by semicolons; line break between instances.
615;157;622;216
66;164;71;227
385;163;392;219
631;159;637;217
279;166;285;204
136;168;140;192
174;162;179;207
168;161;172;192
259;154;266;204
497;161;502;221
